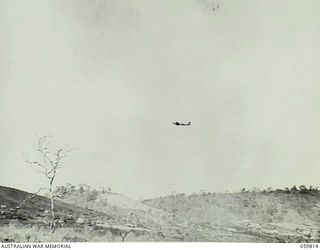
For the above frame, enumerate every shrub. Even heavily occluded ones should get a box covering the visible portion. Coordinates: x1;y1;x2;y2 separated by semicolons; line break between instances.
86;190;99;201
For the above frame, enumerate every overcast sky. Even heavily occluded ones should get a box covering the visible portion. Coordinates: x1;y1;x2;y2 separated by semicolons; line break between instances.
0;0;320;199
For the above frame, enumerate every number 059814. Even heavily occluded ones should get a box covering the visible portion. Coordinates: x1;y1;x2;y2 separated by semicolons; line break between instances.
300;244;319;248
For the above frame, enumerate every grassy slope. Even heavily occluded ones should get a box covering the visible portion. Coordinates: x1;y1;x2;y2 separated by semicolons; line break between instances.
0;185;112;228
142;191;320;242
59;191;177;232
0;186;84;213
1;186;320;242
0;186;176;242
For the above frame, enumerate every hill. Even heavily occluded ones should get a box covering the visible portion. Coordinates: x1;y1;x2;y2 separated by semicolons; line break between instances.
0;185;178;242
142;189;320;242
0;186;112;227
1;185;320;242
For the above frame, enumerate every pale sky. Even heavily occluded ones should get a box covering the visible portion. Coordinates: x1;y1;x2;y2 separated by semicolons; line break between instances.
0;0;320;199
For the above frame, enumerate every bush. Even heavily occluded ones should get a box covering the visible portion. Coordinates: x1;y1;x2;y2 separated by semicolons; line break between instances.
86;190;99;201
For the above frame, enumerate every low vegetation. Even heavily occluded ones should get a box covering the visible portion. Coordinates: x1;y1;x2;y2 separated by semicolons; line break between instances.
0;185;319;242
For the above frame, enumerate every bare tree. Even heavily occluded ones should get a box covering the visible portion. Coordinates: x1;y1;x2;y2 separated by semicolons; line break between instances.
26;136;68;233
119;231;131;242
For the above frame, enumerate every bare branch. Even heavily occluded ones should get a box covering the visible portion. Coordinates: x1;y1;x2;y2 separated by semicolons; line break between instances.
52;195;64;199
34;187;47;194
26;160;47;169
44;172;52;180
119;231;131;242
37;136;54;166
36;169;47;175
46;167;61;175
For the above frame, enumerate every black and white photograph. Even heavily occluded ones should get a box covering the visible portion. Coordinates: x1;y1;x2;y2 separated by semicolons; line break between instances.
0;0;319;245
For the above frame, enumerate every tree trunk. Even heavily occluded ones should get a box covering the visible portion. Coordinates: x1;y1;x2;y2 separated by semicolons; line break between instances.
49;175;55;233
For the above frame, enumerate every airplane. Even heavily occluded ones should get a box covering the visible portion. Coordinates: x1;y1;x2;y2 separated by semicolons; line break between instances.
172;121;191;126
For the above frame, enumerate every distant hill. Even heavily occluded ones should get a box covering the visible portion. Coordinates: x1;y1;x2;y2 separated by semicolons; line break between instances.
1;185;320;242
63;189;159;212
142;190;320;242
57;187;174;230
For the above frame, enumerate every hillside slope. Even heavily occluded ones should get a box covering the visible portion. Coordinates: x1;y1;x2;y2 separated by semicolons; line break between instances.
1;185;320;242
0;186;107;224
142;191;320;242
59;189;174;230
0;185;184;242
